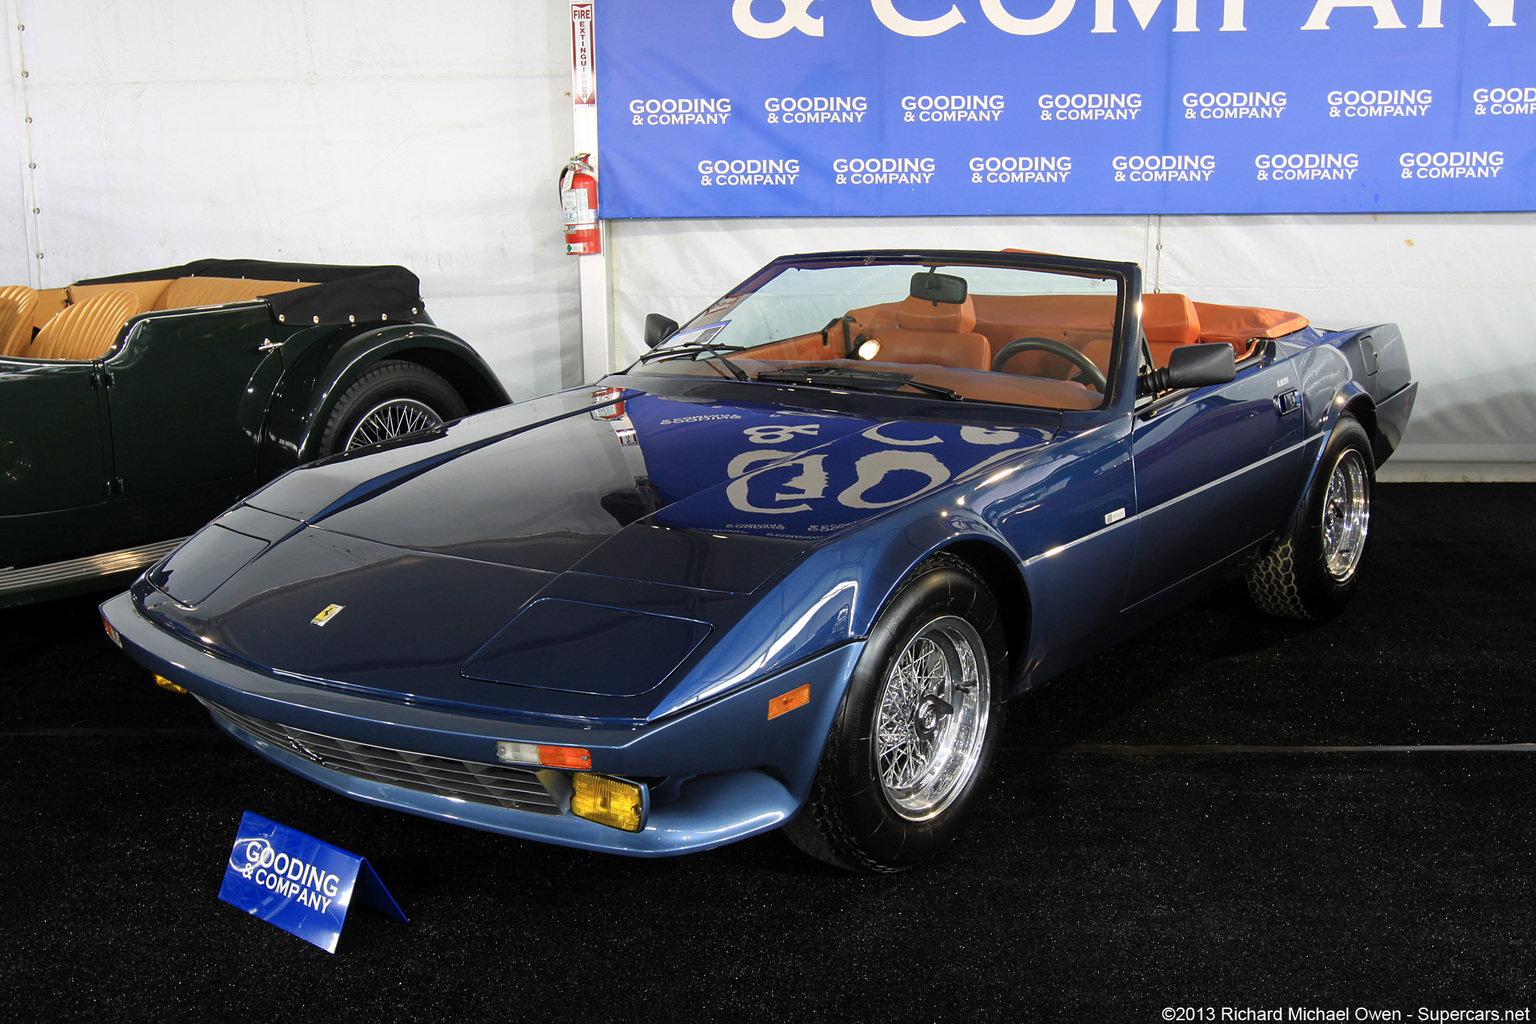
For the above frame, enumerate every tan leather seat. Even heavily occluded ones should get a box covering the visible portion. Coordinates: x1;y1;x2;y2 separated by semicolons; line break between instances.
68;279;171;311
0;284;39;357
1143;293;1201;368
863;295;990;372
29;290;141;360
154;276;307;310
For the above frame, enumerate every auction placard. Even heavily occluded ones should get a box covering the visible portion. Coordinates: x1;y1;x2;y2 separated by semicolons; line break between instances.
594;0;1534;217
218;811;406;953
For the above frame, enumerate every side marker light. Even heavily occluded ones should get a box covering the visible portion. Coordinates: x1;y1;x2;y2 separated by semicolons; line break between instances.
768;683;811;720
102;617;122;648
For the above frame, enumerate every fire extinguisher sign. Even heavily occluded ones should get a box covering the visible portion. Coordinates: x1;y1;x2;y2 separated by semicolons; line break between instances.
571;3;596;106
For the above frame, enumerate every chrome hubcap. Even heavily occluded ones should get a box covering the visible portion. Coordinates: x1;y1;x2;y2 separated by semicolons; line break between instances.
1321;448;1370;581
874;615;989;822
344;398;444;450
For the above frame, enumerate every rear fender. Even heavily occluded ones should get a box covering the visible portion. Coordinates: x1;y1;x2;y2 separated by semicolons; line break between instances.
260;324;510;477
1278;372;1375;537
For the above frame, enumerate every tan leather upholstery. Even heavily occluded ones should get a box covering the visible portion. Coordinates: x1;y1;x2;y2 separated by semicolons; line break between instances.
29;290;141;361
1192;300;1308;353
746;289;1305;378
15;274;318;361
744;332;836;362
893;295;976;333
865;296;991;372
966;293;1115;378
69;279;171;312
1080;338;1113;378
1143;294;1304;366
33;288;68;330
826;358;1098;409
154;276;307;310
1143;293;1201;346
0;284;39;357
653;353;1100;410
1143;293;1201;368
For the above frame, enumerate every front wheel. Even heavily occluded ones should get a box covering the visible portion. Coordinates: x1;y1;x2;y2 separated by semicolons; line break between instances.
1246;414;1375;619
784;555;1008;872
317;360;468;456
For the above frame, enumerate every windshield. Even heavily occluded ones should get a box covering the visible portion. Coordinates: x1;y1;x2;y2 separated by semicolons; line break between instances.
630;255;1123;411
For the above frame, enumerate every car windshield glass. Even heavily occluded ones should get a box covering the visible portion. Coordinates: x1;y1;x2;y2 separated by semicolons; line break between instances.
630;256;1122;411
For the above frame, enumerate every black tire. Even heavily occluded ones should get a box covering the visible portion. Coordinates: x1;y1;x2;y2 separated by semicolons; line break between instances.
1246;414;1375;620
317;360;467;456
784;554;1009;872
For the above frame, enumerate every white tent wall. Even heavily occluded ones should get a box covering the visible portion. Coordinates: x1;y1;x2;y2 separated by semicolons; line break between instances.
0;10;32;285
607;213;1536;481
4;0;582;401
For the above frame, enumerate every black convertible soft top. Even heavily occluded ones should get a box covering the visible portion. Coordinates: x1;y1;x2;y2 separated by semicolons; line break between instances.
76;258;428;327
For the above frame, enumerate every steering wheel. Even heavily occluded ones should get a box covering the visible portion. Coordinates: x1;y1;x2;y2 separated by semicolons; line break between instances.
990;337;1107;391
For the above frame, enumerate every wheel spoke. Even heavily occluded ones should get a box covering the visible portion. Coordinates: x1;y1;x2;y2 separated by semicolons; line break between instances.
872;616;990;822
345;398;445;451
1320;448;1370;581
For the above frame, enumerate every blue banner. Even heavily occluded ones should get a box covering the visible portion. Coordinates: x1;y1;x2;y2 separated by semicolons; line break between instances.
595;0;1535;217
218;811;406;953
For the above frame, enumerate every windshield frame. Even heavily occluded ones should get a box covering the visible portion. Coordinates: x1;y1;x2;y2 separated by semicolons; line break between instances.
624;248;1141;415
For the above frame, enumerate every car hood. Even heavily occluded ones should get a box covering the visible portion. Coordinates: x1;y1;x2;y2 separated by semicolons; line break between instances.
140;381;1055;721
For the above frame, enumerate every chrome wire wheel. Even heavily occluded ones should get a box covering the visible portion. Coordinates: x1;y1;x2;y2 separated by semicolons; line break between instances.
343;398;445;451
873;614;991;822
1320;447;1370;581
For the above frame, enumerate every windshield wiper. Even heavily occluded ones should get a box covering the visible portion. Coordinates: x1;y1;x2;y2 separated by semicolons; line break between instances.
637;342;749;380
755;365;962;401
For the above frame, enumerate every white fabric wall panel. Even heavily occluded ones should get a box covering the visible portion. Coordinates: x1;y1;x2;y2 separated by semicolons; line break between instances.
0;11;31;285
9;0;580;400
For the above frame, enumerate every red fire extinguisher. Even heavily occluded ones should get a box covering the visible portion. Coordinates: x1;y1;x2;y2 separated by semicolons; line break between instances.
560;154;600;256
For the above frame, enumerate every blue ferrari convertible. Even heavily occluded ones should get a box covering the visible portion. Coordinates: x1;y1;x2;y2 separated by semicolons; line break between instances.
102;249;1416;870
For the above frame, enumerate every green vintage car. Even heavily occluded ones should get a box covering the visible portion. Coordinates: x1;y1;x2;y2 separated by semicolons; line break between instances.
0;258;511;608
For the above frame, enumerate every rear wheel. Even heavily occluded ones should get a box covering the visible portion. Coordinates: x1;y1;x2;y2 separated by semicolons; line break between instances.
784;555;1008;872
318;360;467;456
1247;414;1374;619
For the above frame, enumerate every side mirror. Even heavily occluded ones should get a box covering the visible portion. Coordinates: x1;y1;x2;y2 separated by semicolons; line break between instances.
1139;343;1236;396
644;313;679;349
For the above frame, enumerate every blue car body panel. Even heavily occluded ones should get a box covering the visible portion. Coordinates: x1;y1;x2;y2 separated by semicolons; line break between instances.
103;249;1417;857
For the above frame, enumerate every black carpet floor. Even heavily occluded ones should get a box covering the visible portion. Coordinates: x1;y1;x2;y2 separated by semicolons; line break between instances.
3;484;1533;1022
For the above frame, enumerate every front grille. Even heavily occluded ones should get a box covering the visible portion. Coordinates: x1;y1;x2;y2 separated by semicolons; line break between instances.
200;698;563;816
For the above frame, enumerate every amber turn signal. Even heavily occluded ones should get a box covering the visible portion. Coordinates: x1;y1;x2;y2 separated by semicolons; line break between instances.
495;741;592;769
571;774;644;833
153;675;188;695
768;683;810;720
